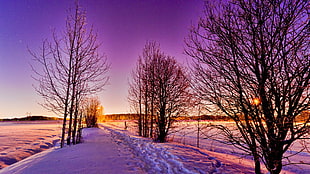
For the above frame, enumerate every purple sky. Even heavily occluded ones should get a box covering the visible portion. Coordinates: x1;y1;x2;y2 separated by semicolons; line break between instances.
0;0;204;117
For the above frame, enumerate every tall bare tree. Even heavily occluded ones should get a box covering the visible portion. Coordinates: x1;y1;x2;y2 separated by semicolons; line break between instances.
152;54;191;142
129;41;191;142
31;3;109;148
186;0;309;173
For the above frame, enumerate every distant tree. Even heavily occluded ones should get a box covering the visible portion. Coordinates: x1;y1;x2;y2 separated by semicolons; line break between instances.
129;41;191;142
83;97;101;128
186;0;309;173
30;3;109;147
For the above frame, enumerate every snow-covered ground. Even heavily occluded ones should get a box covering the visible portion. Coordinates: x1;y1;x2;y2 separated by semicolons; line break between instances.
0;120;309;173
101;123;268;173
171;121;310;174
1;122;263;174
103;120;310;174
0;121;61;169
0;127;145;174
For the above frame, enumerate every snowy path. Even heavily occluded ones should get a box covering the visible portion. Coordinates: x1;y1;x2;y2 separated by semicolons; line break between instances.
0;128;145;174
101;124;264;174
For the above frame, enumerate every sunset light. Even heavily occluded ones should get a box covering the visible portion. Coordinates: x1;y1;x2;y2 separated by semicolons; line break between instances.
252;98;261;106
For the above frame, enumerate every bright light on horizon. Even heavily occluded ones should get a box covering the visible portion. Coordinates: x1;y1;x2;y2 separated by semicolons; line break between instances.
251;98;261;106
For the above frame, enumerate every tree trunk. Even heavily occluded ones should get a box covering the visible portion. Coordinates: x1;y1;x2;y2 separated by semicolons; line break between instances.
267;147;283;174
60;113;67;148
157;109;166;142
150;111;153;138
253;153;261;174
76;112;83;144
72;102;79;144
67;113;73;145
138;111;142;136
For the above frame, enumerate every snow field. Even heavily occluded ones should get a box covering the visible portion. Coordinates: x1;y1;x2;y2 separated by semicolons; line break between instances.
171;121;310;173
0;121;61;169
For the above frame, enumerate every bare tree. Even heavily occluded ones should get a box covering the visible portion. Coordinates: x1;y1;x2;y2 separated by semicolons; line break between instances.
152;54;191;142
129;41;191;142
186;0;309;173
31;3;109;148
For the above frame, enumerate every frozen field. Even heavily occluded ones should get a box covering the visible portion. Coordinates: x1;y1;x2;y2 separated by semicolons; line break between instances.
0;121;61;169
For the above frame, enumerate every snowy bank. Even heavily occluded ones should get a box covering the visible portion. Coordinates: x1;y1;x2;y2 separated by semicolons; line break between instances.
0;128;144;174
0;121;61;169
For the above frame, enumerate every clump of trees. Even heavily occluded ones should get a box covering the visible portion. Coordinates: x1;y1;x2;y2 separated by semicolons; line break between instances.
186;0;309;173
129;41;191;142
31;3;109;147
83;97;101;128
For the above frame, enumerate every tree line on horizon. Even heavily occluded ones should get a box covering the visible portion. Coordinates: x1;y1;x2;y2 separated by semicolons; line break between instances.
99;113;233;121
0;116;61;122
31;0;309;174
